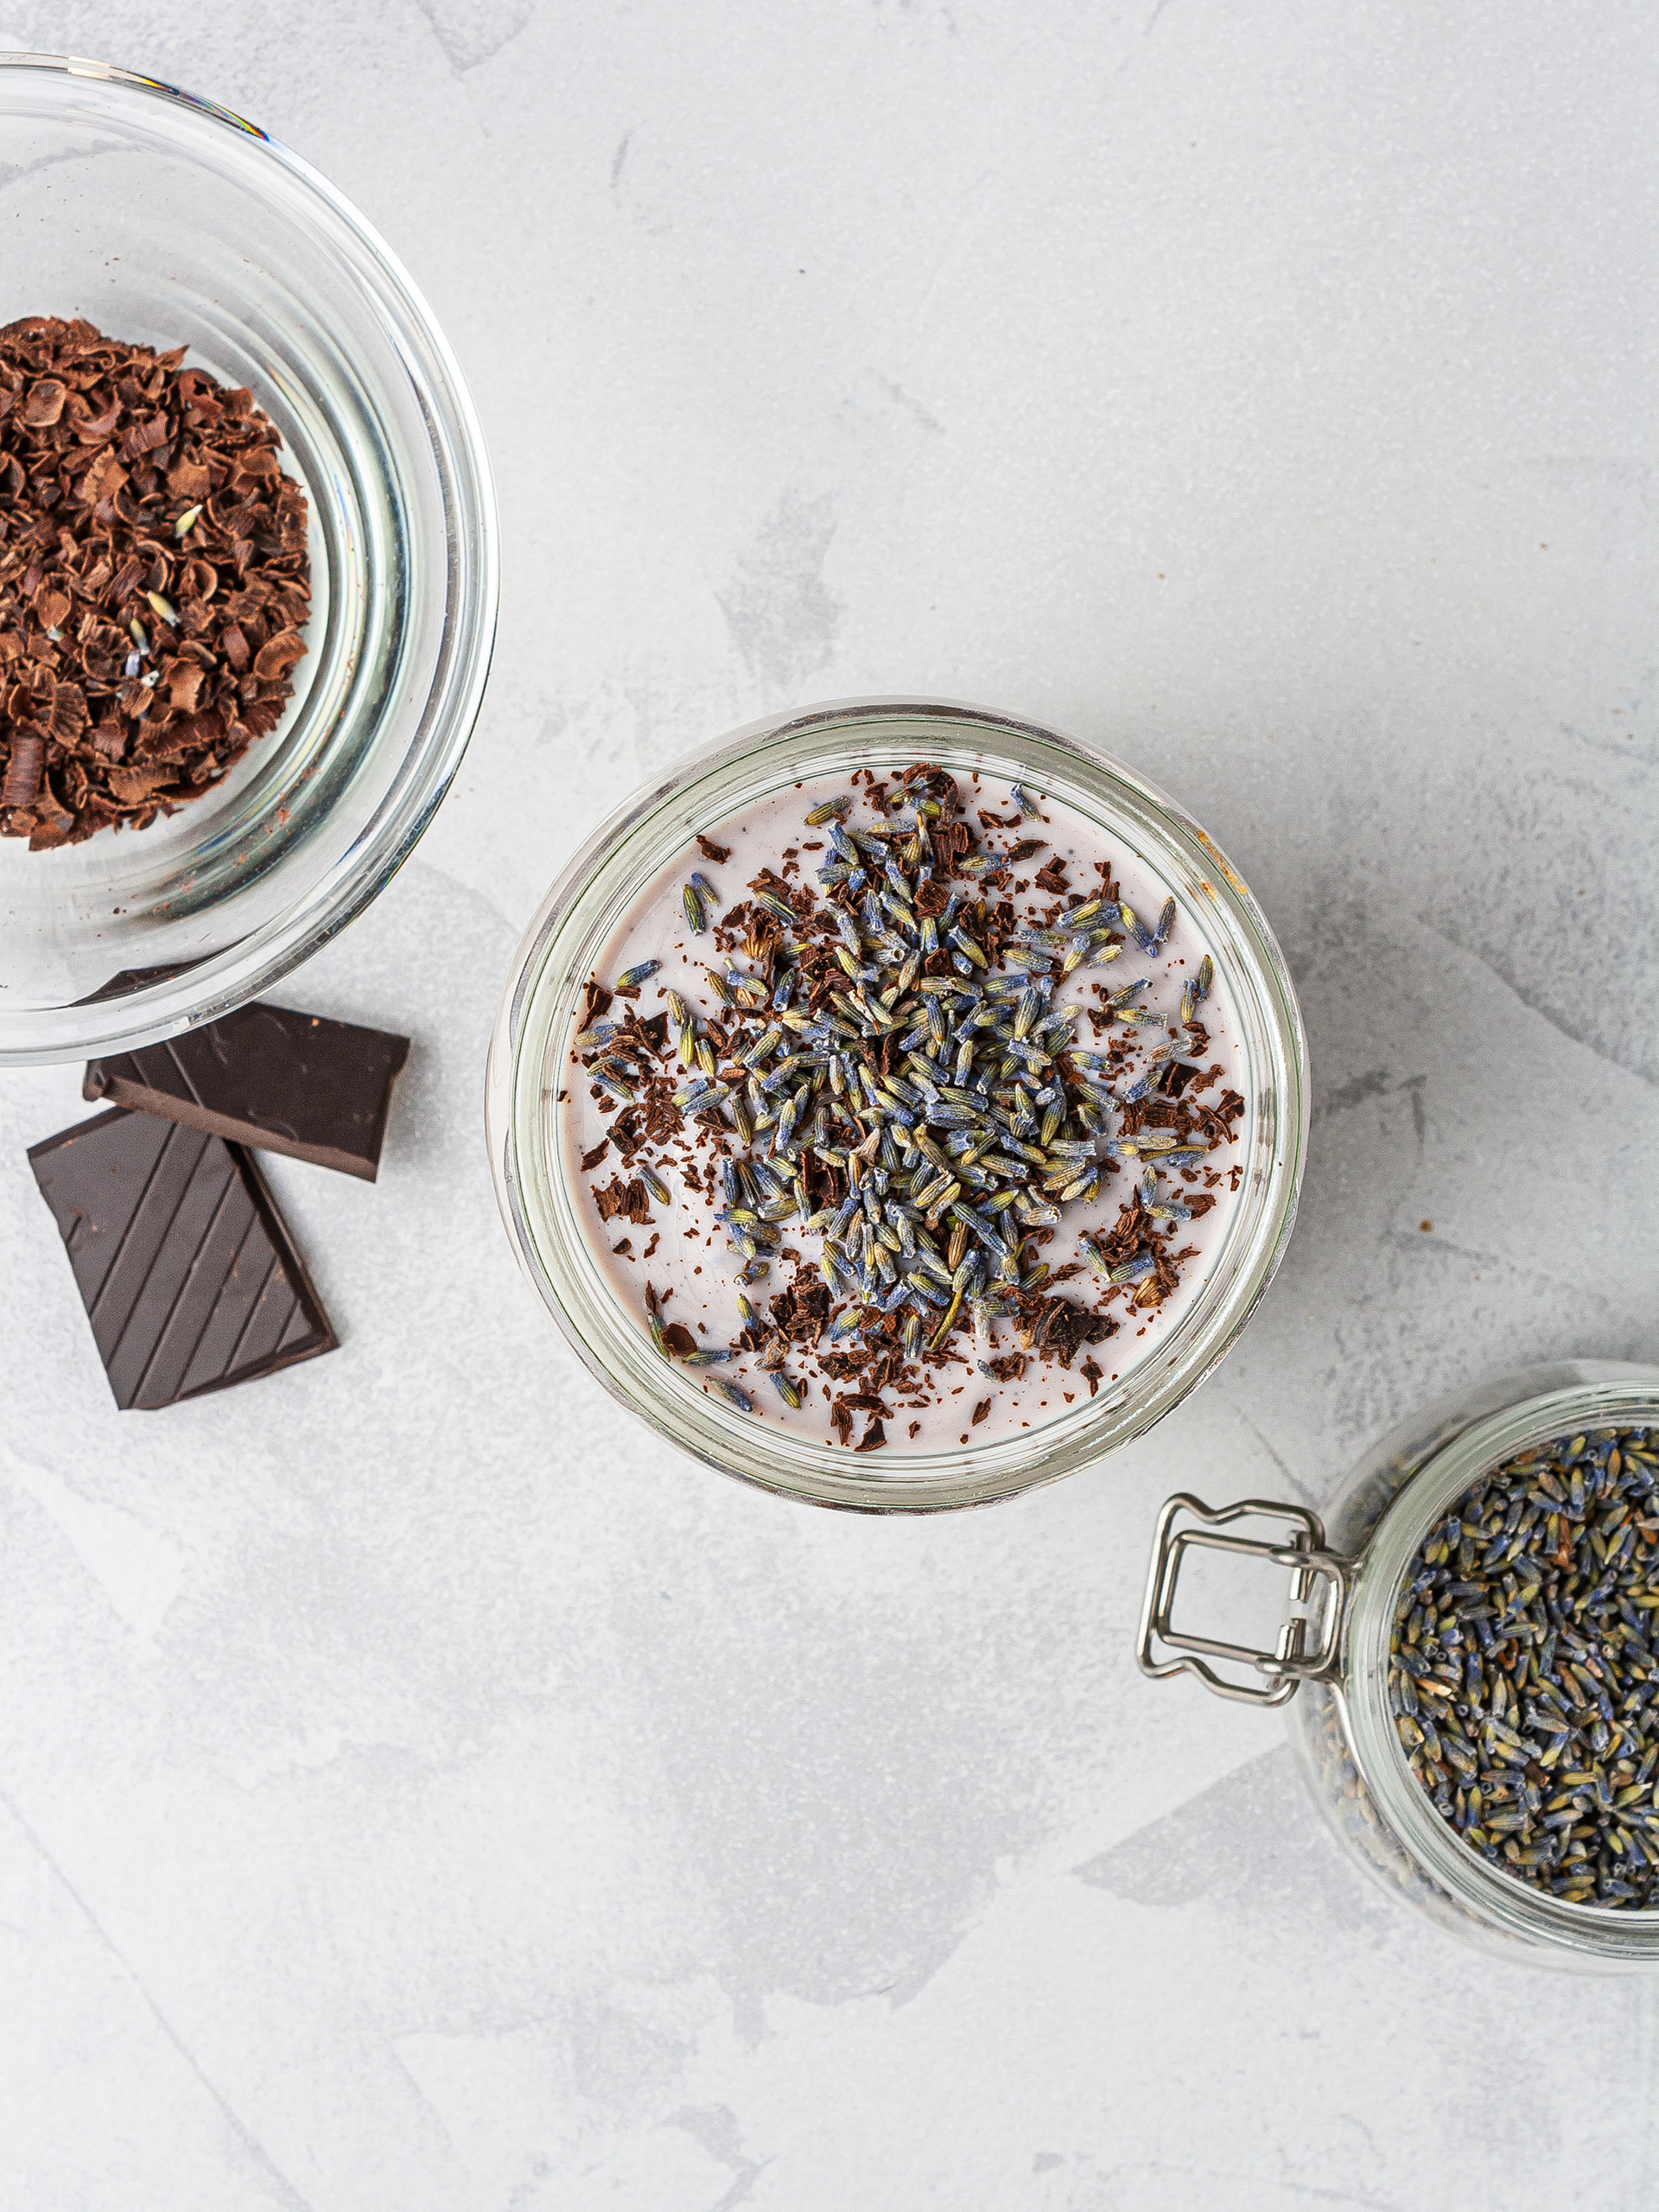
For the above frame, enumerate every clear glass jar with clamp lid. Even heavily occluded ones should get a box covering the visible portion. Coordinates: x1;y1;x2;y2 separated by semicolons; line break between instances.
1138;1358;1659;1969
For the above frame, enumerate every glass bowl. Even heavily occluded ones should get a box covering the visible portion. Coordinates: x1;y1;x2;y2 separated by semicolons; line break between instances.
486;697;1309;1513
0;53;498;1065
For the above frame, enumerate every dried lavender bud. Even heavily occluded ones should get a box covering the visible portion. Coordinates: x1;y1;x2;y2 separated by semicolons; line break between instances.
1389;1427;1659;1910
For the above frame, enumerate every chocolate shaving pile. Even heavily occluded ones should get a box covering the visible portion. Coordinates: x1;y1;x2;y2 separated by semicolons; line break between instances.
0;316;310;849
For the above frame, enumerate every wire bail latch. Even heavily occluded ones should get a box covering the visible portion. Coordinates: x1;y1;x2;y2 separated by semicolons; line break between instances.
1137;1492;1357;1706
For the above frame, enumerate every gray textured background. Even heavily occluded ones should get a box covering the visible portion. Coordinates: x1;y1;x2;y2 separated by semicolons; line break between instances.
2;5;1656;2207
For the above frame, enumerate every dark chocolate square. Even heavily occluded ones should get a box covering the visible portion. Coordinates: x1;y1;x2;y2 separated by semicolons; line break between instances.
84;1001;410;1181
29;1108;338;1410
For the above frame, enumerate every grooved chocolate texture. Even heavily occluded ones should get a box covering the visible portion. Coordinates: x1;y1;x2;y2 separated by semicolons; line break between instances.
29;1108;337;1409
83;1001;410;1180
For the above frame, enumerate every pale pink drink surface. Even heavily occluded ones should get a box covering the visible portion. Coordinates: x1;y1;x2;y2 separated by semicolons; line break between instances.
558;768;1246;1454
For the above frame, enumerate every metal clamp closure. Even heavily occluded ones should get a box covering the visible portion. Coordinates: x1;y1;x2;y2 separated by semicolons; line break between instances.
1136;1492;1357;1707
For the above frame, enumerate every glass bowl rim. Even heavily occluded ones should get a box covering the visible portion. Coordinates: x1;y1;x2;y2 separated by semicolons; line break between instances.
0;48;499;1068
486;694;1311;1513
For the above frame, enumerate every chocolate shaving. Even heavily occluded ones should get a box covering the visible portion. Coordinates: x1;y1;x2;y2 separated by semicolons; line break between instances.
1190;1101;1237;1146
0;316;310;848
21;378;67;428
1014;1293;1117;1366
592;1173;651;1224
1005;837;1046;864
771;1270;830;1344
660;1322;698;1357
1;726;42;807
696;833;730;863
1157;1058;1198;1097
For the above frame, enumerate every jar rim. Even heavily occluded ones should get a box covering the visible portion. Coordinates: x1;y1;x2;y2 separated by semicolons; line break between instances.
486;696;1309;1511
1342;1370;1659;1959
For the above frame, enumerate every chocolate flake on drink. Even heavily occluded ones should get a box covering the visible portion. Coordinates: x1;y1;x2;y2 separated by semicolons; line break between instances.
564;765;1246;1448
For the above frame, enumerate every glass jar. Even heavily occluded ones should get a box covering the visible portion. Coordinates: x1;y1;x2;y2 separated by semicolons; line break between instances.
1138;1357;1659;1967
486;696;1307;1513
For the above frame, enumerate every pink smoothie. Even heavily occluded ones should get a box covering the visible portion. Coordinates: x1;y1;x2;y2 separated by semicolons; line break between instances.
559;768;1246;1453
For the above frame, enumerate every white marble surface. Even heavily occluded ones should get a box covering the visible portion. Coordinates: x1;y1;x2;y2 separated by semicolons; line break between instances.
3;5;1657;2206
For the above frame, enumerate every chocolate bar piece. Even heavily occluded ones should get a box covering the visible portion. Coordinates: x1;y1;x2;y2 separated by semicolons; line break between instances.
83;1001;410;1181
29;1108;337;1409
73;958;211;1006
